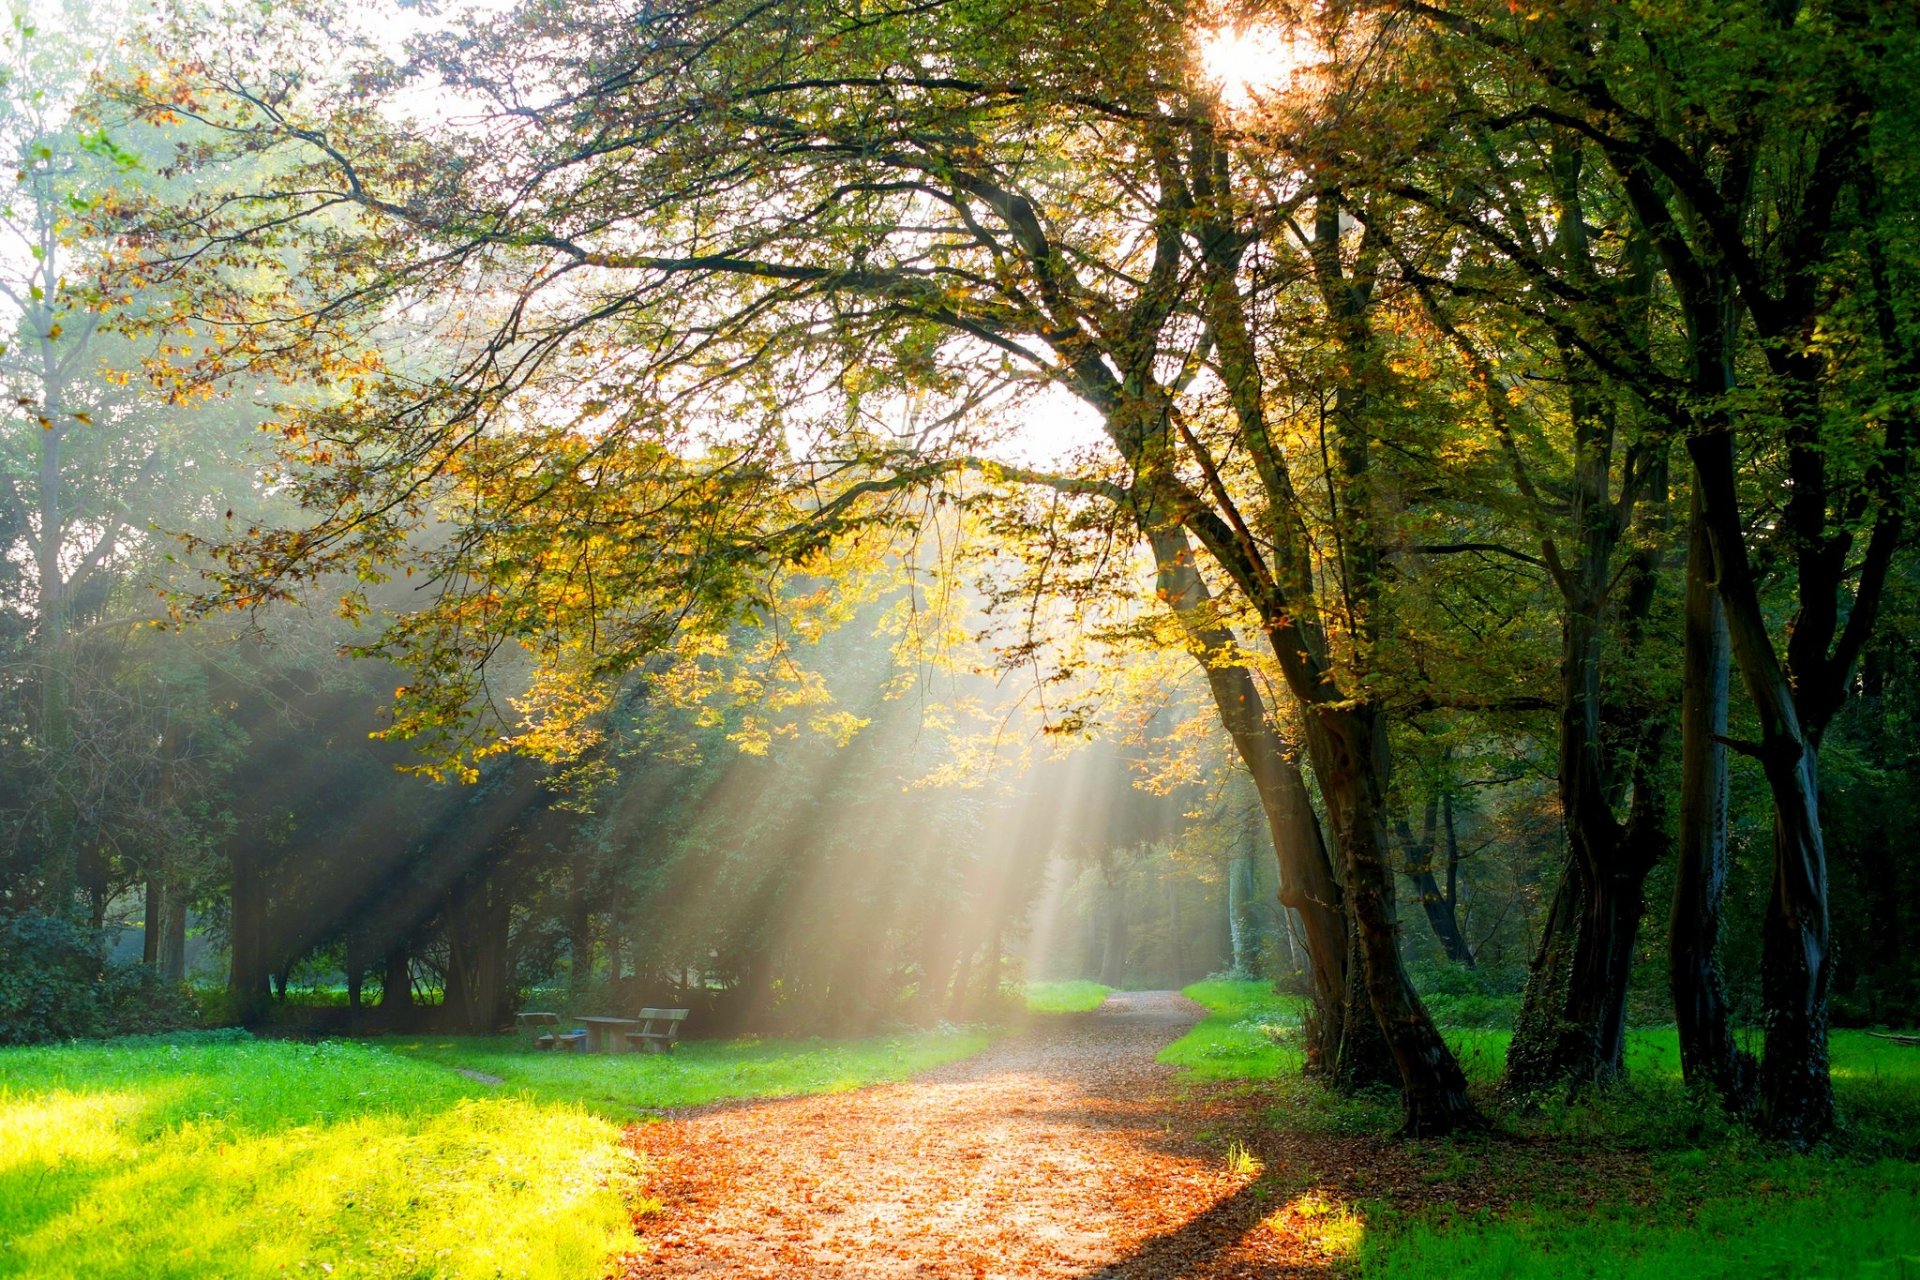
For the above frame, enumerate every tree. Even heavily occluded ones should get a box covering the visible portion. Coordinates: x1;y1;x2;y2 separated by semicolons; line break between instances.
1387;0;1919;1143
115;0;1508;1131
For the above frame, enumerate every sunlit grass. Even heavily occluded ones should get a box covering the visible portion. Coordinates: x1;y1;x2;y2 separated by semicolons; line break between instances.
1266;1190;1365;1260
1159;979;1308;1080
386;1029;990;1119
0;1033;628;1280
1020;980;1111;1015
0;1025;988;1279
1172;981;1920;1278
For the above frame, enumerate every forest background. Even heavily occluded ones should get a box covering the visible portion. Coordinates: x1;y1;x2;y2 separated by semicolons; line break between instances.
0;0;1914;1154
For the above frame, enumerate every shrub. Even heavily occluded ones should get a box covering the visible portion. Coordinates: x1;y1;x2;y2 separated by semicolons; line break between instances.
1408;960;1522;1029
0;911;201;1044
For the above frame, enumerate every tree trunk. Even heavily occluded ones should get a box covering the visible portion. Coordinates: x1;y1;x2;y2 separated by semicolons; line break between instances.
947;940;977;1017
1756;755;1834;1142
1506;497;1665;1092
143;874;163;967
1167;876;1185;986
1690;427;1836;1145
1227;853;1251;974
1146;528;1360;1080
227;842;271;1025
1314;705;1479;1135
345;935;364;1015
566;849;595;1013
1671;487;1755;1108
1331;919;1397;1093
379;946;415;1028
918;920;959;1022
1396;799;1474;967
446;872;514;1033
1097;875;1127;988
160;892;187;983
1506;853;1652;1093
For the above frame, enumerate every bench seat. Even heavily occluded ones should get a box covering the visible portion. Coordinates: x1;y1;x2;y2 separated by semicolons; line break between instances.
623;1008;689;1053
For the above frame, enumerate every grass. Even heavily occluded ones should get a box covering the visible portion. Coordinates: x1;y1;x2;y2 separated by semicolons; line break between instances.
1171;980;1920;1278
0;1025;986;1279
387;1028;989;1119
1159;977;1309;1080
1020;980;1112;1015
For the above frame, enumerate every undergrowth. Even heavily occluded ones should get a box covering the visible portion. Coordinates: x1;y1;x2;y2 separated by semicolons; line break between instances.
1173;979;1920;1278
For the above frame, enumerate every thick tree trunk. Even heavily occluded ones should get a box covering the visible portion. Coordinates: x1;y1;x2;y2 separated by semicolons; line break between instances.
947;940;977;1017
566;848;595;1012
1506;852;1651;1093
345;935;364;1015
227;843;271;1025
144;841;187;982
1756;753;1834;1142
918;926;958;1022
379;946;415;1028
1672;489;1755;1107
1167;878;1186;986
1331;920;1398;1093
1146;529;1361;1080
446;873;514;1033
1314;706;1479;1135
1506;475;1665;1092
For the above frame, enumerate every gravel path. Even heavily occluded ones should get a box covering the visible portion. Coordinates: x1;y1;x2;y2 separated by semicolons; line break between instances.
614;992;1329;1278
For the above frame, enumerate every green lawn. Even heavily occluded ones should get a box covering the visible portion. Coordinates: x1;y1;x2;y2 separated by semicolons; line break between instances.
1159;977;1310;1080
1021;980;1112;1014
0;1026;985;1279
1171;980;1920;1278
386;1029;988;1119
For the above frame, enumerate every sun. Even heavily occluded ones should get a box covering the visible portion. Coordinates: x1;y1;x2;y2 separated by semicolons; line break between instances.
1198;24;1325;109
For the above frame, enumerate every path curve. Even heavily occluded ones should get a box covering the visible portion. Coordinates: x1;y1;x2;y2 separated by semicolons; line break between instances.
615;991;1327;1278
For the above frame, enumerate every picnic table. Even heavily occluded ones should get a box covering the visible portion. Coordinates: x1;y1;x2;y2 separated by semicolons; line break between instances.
516;1011;587;1051
578;1015;643;1053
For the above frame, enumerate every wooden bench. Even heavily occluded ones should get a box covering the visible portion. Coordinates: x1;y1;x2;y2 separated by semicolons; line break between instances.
623;1008;689;1053
515;1011;561;1046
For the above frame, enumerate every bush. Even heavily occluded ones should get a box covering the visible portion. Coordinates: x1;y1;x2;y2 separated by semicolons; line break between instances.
0;911;201;1044
1408;960;1522;1029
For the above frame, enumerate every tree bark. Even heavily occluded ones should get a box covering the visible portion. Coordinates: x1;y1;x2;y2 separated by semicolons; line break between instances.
566;848;595;1012
445;871;514;1033
1671;486;1755;1108
161;892;187;983
1314;705;1478;1134
1689;427;1836;1144
379;946;415;1028
1145;528;1365;1081
227;842;271;1025
143;874;163;968
1167;876;1186;987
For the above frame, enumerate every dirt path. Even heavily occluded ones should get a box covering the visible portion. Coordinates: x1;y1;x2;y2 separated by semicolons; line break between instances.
615;992;1330;1279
